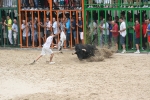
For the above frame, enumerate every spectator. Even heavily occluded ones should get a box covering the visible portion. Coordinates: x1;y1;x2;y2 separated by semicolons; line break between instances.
108;17;112;47
40;18;52;44
22;0;30;10
31;20;38;47
128;0;133;8
29;0;34;10
104;0;111;8
119;17;127;53
133;20;140;54
34;0;39;10
143;0;148;8
0;17;6;45
100;19;109;46
77;16;83;44
0;0;3;7
21;20;30;46
142;19;148;50
95;0;102;8
60;0;65;10
147;19;150;50
12;19;18;46
88;0;93;8
110;20;119;52
52;17;59;44
65;0;69;9
64;17;70;47
88;20;98;45
136;0;141;8
4;15;13;45
71;17;77;45
128;18;134;49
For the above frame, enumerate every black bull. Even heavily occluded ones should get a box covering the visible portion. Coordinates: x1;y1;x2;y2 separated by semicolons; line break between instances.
74;44;97;60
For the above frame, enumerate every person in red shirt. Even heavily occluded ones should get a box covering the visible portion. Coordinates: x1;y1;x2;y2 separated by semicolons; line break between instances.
133;20;140;54
110;20;119;52
142;19;148;50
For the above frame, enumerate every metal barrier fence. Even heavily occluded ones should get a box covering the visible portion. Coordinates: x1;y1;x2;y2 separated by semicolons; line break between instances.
84;0;150;52
0;0;19;47
18;0;84;48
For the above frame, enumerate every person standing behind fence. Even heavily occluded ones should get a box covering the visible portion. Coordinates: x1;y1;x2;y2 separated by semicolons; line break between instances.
52;17;58;44
0;0;3;7
119;17;127;53
133;20;140;54
21;20;30;46
4;15;13;45
100;20;109;47
71;17;77;45
40;18;52;44
64;17;70;48
12;19;18;46
77;16;84;44
142;19;148;50
110;20;119;52
128;18;134;49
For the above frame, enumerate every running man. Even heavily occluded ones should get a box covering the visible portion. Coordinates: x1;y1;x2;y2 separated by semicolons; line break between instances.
30;32;58;65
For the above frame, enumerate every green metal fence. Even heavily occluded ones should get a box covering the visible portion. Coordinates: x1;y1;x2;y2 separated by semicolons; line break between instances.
84;0;150;52
0;0;20;47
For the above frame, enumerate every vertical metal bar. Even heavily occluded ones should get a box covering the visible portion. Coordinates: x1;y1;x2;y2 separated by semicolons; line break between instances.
118;10;121;50
19;0;23;47
132;10;135;49
104;10;107;46
44;11;46;42
91;10;93;44
0;10;2;46
76;11;79;44
98;10;100;46
140;9;142;50
25;11;28;47
125;10;128;51
70;11;72;48
6;10;8;45
31;11;34;47
38;11;41;47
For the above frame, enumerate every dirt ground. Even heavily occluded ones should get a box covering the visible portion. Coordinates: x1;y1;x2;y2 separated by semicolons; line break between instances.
0;48;150;100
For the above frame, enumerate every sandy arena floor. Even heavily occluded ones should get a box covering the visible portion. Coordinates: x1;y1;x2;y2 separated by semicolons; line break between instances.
0;48;150;100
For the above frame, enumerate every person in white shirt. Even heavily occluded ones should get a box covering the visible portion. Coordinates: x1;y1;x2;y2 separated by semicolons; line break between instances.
119;17;127;53
52;17;59;44
100;20;109;46
30;32;58;65
88;20;98;45
21;20;30;46
95;0;102;7
104;0;111;8
40;18;52;44
12;19;18;46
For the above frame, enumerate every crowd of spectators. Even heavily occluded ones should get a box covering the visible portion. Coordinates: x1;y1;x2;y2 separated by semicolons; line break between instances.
87;0;150;8
20;0;82;10
20;12;83;48
86;11;150;53
0;0;17;7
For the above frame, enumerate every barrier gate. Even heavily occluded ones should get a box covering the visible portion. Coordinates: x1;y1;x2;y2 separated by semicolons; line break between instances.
0;0;19;47
84;0;150;52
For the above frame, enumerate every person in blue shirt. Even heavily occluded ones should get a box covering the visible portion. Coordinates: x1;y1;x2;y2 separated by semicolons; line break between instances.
64;17;70;47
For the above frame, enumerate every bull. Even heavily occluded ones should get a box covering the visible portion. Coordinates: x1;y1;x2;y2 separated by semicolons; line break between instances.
72;44;97;60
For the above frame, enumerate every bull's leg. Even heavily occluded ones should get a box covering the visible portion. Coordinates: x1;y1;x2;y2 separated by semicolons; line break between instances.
72;51;77;55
